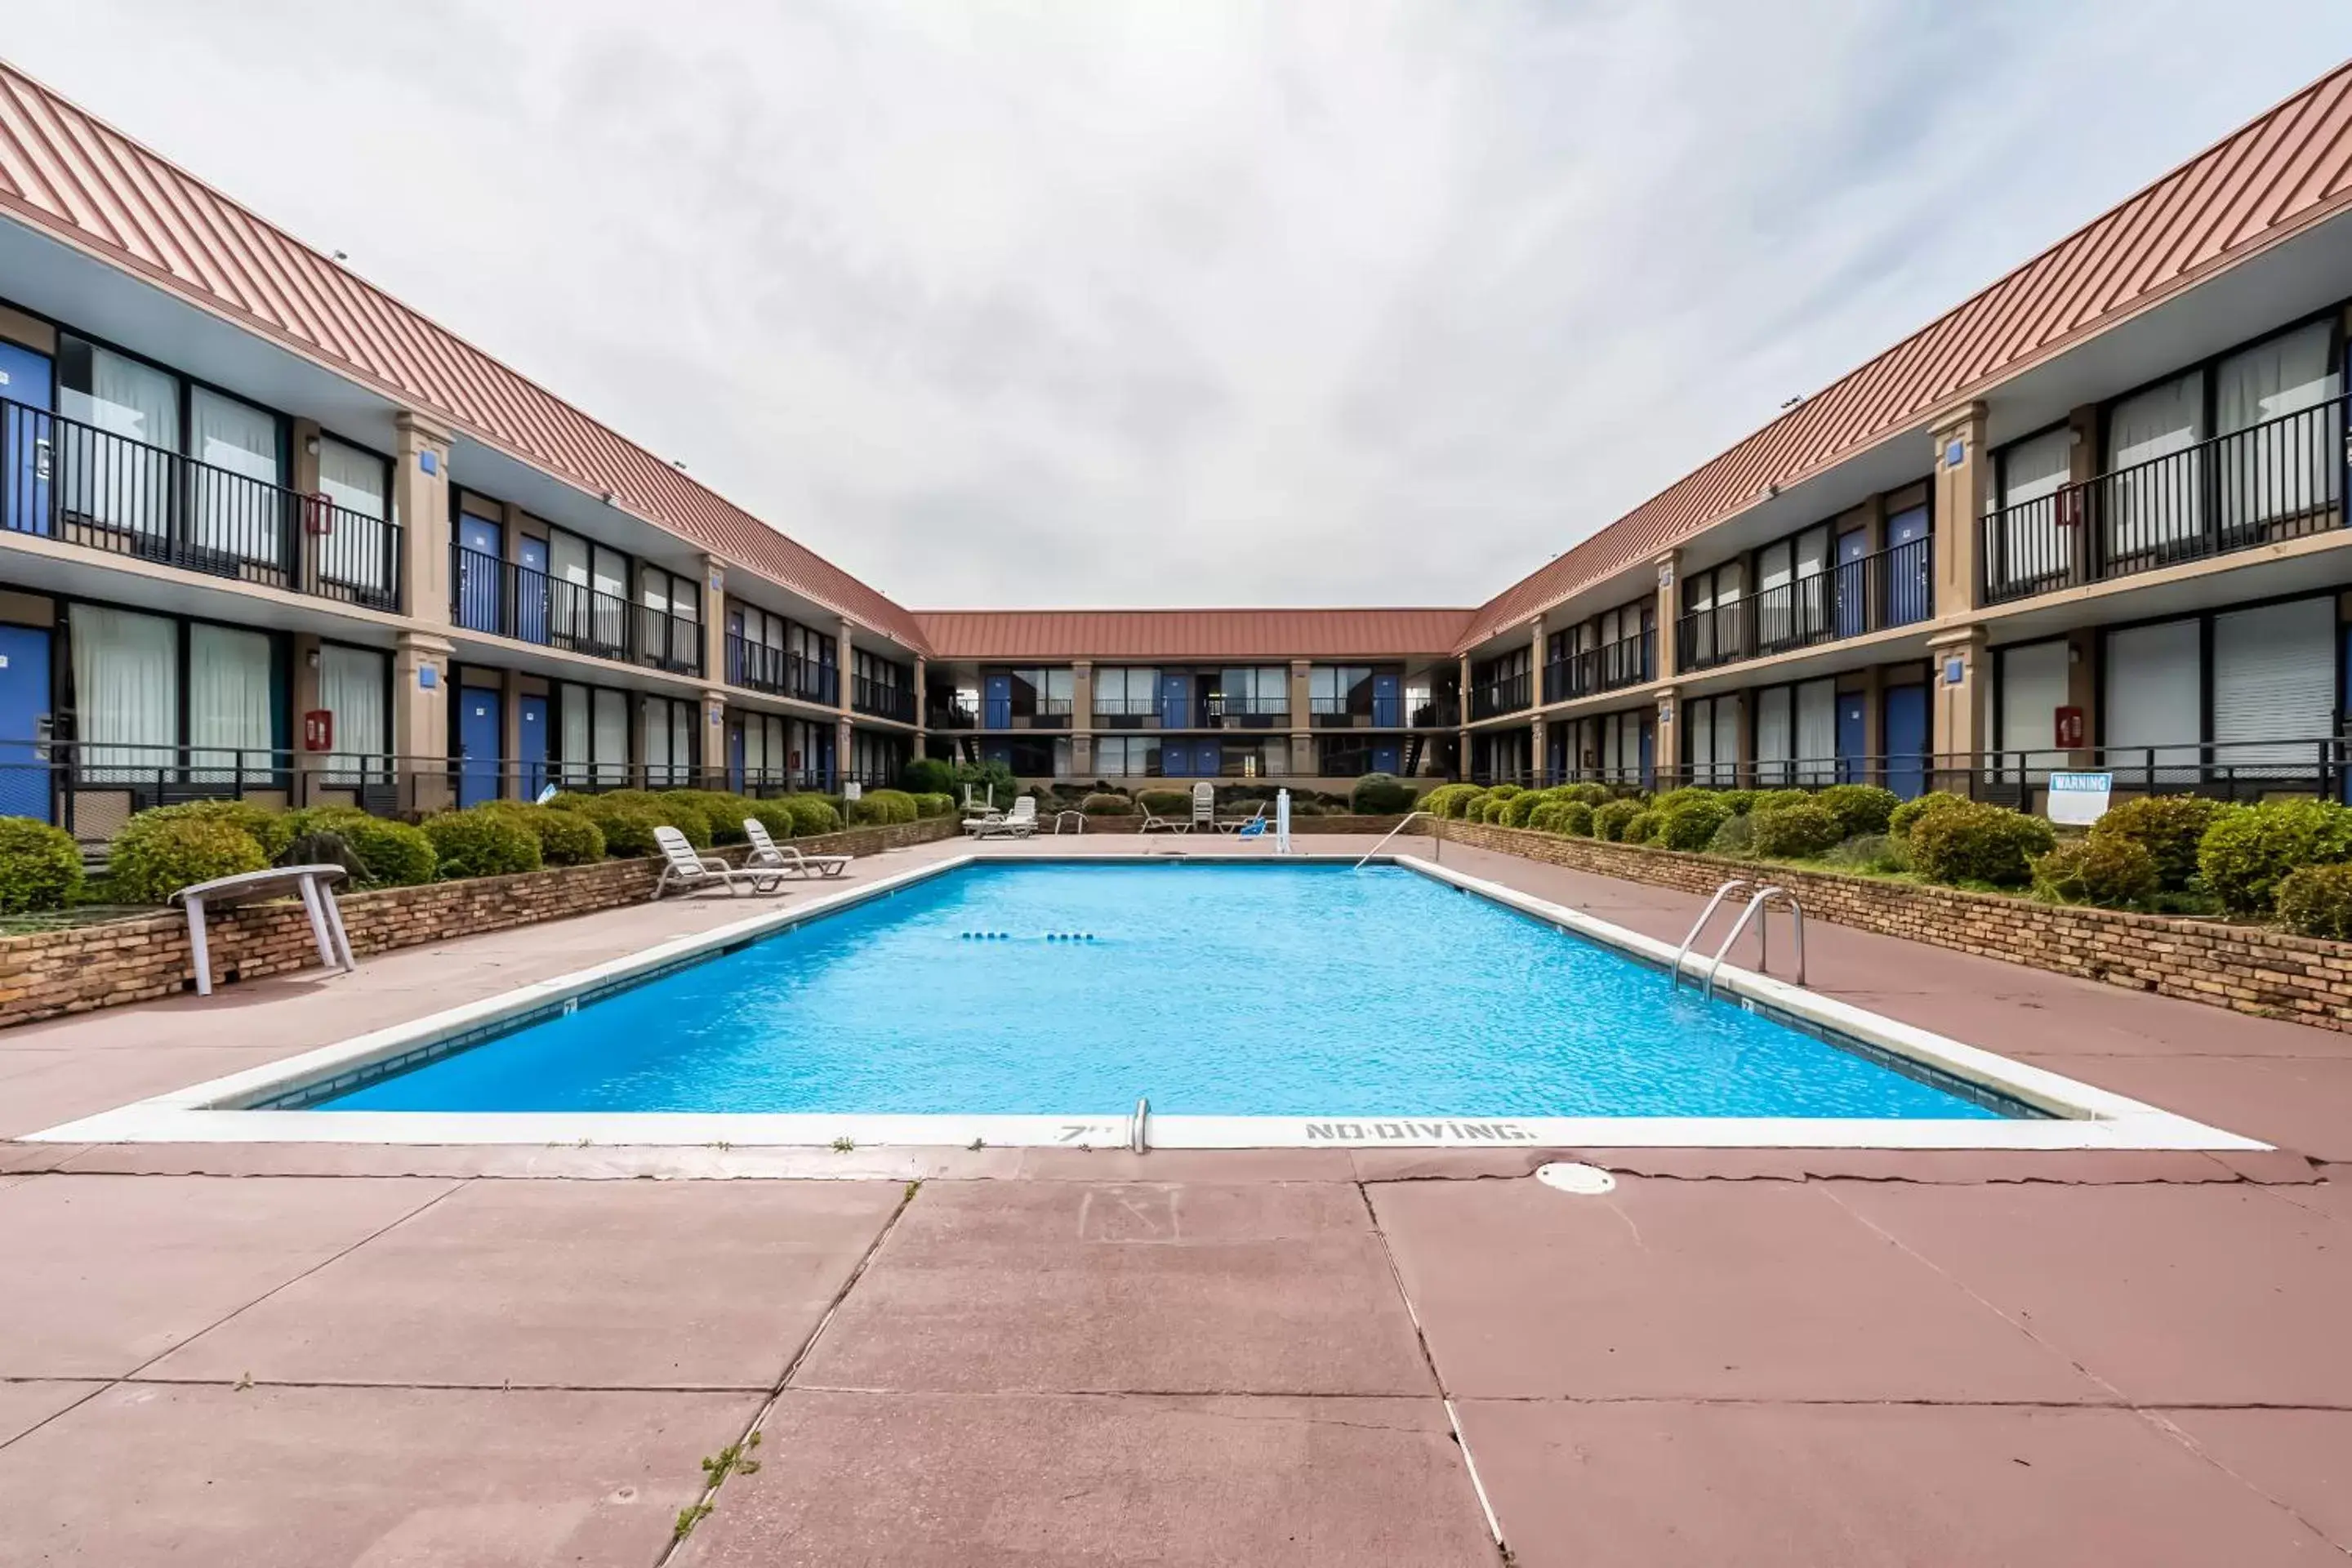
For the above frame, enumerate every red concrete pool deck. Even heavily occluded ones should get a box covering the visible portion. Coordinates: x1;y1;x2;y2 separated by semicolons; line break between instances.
0;832;2347;1563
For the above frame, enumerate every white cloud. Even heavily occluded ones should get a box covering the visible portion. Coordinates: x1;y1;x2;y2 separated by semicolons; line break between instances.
5;0;2348;609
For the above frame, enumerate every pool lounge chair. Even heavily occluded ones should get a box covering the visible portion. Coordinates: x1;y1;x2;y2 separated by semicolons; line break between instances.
651;826;788;899
1138;795;1191;833
742;819;851;878
1216;802;1269;835
964;796;1039;839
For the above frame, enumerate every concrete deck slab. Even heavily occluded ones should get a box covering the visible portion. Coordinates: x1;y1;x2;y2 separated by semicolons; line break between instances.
0;1380;102;1446
0;1174;454;1379
2272;1166;2352;1228
1457;1401;2329;1567
1829;1180;2352;1405
2019;1051;2352;1162
147;1178;904;1390
1370;1175;2097;1401
674;1391;1494;1567
0;1045;305;1138
795;1182;1432;1395
0;1382;759;1567
2157;1408;2352;1551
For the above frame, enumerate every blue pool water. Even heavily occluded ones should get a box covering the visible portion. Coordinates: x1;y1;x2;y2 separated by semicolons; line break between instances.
321;863;2002;1119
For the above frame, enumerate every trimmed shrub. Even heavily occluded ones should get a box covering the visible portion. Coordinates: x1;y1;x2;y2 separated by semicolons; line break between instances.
1499;792;1544;828
1707;813;1758;857
479;803;605;866
1909;800;2056;888
283;806;437;887
1486;784;1525;800
1650;786;1720;813
1823;831;1909;874
566;796;668;858
777;795;844;837
659;791;755;844
1592;799;1644;842
2197;800;2352;915
421;808;543;880
2030;835;2157;908
119;800;293;859
645;791;715;849
1080;792;1134;816
2276;863;2352;941
1815;784;1900;838
0;817;83;914
1552;801;1595;837
1548;782;1612;808
1716;789;1758;817
1621;809;1661;844
1134;787;1192;817
848;787;920;826
1656;795;1732;853
1419;783;1482;820
912;792;956;818
2091;795;2224;892
1349;773;1417;814
1750;803;1844;860
1751;789;1812;814
1887;791;1968;840
109;814;269;905
902;756;956;795
1526;801;1567;834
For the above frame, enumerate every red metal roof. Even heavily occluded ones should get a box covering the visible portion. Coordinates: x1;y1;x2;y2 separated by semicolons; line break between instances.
1457;60;2352;652
0;62;932;652
916;608;1473;662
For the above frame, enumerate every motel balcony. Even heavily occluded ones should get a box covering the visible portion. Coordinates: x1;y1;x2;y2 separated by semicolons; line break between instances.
1675;537;1931;674
726;637;839;705
1469;670;1532;720
0;394;403;612
453;546;702;676
1542;629;1655;704
852;675;916;723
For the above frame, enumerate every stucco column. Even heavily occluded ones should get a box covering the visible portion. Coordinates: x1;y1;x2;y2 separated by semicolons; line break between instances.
837;617;858;718
703;690;728;787
913;655;929;733
1288;658;1313;778
1455;652;1472;778
393;411;452;625
393;629;453;813
701;558;729;687
835;713;854;789
1526;616;1548;778
290;631;323;794
1928;624;1990;785
1654;684;1679;788
1653;550;1680;675
1929;402;1988;618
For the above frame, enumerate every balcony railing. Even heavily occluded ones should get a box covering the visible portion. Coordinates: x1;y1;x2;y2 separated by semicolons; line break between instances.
1092;697;1158;728
452;546;701;675
1308;694;1406;727
853;675;916;722
1410;697;1460;728
929;697;978;729
1981;394;2347;604
1206;693;1289;728
1;393;402;611
1677;537;1931;672
726;636;836;704
987;697;1072;730
1542;629;1655;703
1469;670;1532;719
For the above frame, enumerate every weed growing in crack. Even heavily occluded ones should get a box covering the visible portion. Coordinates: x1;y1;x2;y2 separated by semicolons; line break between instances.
672;1501;712;1539
830;1136;856;1152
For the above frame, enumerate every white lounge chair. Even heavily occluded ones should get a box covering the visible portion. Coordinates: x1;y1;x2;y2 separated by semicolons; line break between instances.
1190;781;1217;831
742;819;851;878
1138;795;1191;833
1216;802;1269;835
651;826;787;899
964;796;1039;839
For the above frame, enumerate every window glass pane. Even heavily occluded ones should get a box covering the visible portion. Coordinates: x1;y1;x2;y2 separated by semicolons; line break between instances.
592;688;628;785
318;644;387;777
58;340;179;537
189;387;283;561
560;684;590;784
60;340;179;448
189;623;274;781
317;437;387;519
70;604;179;775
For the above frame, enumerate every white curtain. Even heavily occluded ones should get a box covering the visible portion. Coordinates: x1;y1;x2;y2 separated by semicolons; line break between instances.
189;624;274;782
559;683;591;786
189;387;282;564
71;605;177;777
317;437;390;591
2106;619;2202;785
60;344;177;537
591;547;627;651
1753;687;1792;785
1998;425;2074;588
2216;321;2340;531
671;702;694;782
318;644;387;783
642;698;672;780
2106;374;2203;557
1796;680;1837;784
1757;542;1792;648
593;688;627;786
1997;639;2069;783
1712;698;1740;787
551;533;591;643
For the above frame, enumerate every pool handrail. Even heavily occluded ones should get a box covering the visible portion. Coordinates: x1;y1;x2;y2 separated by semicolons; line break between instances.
1672;879;1752;990
1353;811;1430;869
1702;886;1806;999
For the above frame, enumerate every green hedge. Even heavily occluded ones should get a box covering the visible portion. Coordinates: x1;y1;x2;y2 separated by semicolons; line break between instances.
109;813;270;905
2276;863;2352;940
1815;784;1899;838
422;808;543;880
1499;792;1544;828
559;795;668;858
1592;799;1643;842
1749;803;1842;859
1419;783;1482;820
848;788;919;826
1750;788;1812;815
1656;795;1731;853
1548;782;1614;808
1909;801;2055;888
777;795;844;836
902;757;956;795
1621;808;1660;844
1080;792;1134;816
1350;773;1417;814
283;806;437;887
2029;835;2155;908
912;792;957;818
478;802;605;866
0;817;83;914
1715;789;1758;817
2197;800;2352;915
1887;791;1967;840
120;800;293;859
2090;795;2223;893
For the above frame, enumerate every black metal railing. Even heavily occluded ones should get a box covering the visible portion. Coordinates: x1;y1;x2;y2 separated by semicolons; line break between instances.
1677;538;1931;673
1092;697;1159;728
452;546;702;675
987;697;1073;729
928;697;978;729
852;675;916;722
1543;630;1655;703
2;393;402;610
1981;394;2347;604
1308;694;1406;726
1207;693;1289;727
725;637;837;704
1470;671;1532;719
1411;698;1460;728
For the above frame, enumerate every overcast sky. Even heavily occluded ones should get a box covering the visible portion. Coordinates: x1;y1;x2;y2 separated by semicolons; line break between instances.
7;2;2350;611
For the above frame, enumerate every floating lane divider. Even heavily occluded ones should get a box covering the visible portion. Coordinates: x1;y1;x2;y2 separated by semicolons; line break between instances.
957;932;1100;941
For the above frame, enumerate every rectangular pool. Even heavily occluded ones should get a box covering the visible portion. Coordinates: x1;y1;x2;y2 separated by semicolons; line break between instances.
313;862;2009;1120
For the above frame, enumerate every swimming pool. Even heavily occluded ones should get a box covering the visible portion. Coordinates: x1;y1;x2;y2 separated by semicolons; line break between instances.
318;862;2000;1120
24;852;2264;1152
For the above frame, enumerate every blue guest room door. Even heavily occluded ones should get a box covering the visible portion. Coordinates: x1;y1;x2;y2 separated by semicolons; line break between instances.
1371;672;1401;727
1834;529;1868;638
456;514;502;635
458;688;502;807
0;623;53;822
982;673;1012;729
1883;684;1927;799
1837;691;1867;782
515;537;549;644
1159;672;1191;729
1886;506;1931;626
0;341;55;538
517;693;549;800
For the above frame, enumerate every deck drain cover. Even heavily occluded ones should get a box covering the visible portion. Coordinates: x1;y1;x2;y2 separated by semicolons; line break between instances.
1535;1162;1617;1196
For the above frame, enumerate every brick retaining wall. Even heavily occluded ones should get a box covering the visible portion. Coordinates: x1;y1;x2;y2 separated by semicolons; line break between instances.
0;814;964;1027
1422;818;2352;1031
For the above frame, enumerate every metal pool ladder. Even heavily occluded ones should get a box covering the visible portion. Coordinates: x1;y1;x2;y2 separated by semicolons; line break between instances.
1672;880;1806;998
1353;811;1429;869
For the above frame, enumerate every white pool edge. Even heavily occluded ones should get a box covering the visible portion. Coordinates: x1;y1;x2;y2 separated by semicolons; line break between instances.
17;849;2270;1152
